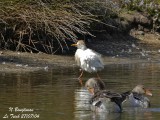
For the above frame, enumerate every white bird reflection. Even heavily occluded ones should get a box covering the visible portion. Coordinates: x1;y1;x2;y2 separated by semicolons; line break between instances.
74;87;91;120
74;87;91;112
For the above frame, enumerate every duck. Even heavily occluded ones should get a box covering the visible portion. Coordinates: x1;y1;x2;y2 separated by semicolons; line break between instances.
85;78;130;113
71;40;104;85
123;85;152;108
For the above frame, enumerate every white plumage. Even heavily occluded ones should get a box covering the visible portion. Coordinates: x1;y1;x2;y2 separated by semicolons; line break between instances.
75;49;104;73
72;40;104;83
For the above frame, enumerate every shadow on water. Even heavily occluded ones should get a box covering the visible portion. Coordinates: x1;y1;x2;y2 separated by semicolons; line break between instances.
0;62;160;120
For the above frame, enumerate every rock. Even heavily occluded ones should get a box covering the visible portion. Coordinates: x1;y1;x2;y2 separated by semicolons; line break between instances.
0;51;3;54
143;28;150;32
136;31;145;35
16;64;23;67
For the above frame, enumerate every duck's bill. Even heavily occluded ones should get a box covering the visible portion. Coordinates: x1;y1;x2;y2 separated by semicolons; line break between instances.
145;89;152;96
71;44;77;46
88;88;94;95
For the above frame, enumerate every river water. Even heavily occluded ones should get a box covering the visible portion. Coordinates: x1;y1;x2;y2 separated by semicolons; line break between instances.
0;62;160;120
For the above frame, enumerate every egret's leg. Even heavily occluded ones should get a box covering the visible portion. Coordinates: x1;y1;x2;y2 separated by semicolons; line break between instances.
96;72;101;80
78;69;83;79
79;78;83;86
78;70;83;86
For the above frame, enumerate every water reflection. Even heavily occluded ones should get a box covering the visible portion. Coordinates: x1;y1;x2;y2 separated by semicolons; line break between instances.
91;112;121;120
0;63;160;120
74;88;91;120
122;107;159;120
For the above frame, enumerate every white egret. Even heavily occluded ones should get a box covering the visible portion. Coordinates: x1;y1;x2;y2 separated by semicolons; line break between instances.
71;40;104;85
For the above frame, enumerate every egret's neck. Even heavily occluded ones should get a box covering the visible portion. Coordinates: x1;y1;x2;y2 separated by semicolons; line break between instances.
78;45;87;50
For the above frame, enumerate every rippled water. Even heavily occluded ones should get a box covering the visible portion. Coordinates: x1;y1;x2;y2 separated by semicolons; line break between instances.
0;63;160;120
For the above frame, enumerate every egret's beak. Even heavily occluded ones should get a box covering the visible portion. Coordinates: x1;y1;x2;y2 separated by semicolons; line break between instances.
145;89;152;96
71;43;77;47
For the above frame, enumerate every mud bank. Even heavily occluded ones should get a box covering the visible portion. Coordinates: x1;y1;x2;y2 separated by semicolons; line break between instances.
0;47;160;73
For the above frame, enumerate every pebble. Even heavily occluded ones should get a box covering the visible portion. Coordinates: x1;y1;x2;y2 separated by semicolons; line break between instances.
44;66;49;71
16;64;23;67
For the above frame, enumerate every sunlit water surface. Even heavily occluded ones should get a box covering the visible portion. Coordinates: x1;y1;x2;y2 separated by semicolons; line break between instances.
0;63;160;120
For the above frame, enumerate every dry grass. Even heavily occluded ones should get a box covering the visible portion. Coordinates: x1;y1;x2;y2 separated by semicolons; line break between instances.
0;0;98;53
1;0;159;54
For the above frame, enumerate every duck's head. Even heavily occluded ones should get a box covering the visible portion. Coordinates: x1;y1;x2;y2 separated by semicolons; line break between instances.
71;40;87;50
85;78;106;95
132;85;152;96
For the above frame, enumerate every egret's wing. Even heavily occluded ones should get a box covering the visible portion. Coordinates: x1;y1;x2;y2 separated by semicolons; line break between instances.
76;48;104;72
86;49;104;64
85;49;102;57
85;49;104;70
